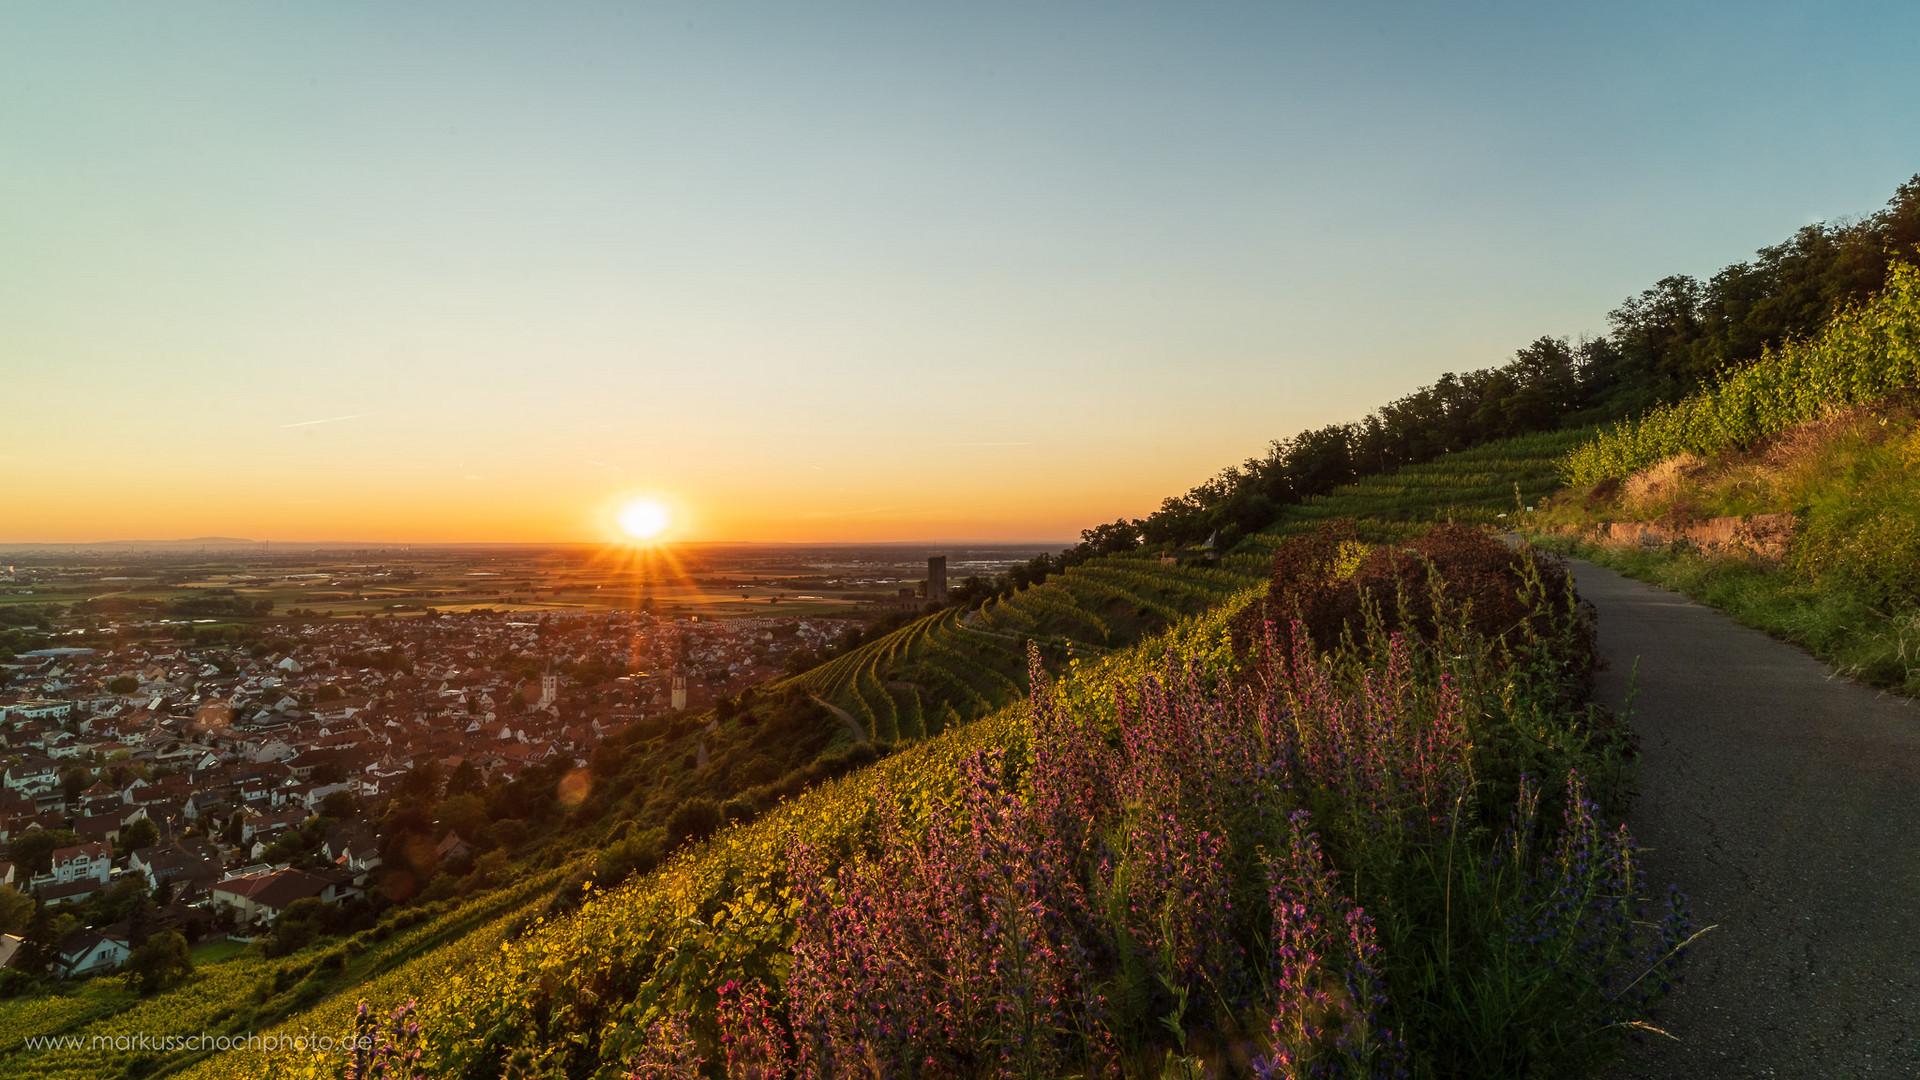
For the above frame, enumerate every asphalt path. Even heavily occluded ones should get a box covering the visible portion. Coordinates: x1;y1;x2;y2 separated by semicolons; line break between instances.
1573;560;1920;1078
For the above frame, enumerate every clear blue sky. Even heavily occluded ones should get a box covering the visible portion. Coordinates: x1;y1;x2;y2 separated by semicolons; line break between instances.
5;3;1918;541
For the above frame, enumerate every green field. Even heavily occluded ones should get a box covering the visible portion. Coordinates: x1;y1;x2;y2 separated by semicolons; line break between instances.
187;940;246;966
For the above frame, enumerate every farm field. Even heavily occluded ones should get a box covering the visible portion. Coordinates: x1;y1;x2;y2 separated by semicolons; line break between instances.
0;542;1060;625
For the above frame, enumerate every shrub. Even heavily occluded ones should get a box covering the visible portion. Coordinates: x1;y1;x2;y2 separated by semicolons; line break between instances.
665;797;722;849
720;796;757;824
1234;520;1595;699
594;828;664;887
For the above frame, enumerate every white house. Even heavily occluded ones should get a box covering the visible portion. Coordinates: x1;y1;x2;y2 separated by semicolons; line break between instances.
2;700;73;723
209;868;330;926
41;842;113;887
3;757;61;794
54;930;128;978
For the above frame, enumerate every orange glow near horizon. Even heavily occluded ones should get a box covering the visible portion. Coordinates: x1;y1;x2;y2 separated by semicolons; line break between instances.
0;452;1179;545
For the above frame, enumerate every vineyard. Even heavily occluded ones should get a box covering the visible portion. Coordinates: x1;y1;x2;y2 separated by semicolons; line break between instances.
770;553;1267;743
0;872;560;1080
1561;262;1920;486
1273;428;1592;540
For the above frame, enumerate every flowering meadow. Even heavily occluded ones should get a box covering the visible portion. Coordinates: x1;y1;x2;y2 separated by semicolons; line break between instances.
186;535;1685;1080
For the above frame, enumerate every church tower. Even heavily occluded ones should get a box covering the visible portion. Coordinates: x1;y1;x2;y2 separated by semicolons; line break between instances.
538;663;558;710
671;667;688;711
927;555;947;603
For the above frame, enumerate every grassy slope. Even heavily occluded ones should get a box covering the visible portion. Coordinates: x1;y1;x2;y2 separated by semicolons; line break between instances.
1531;403;1920;695
1524;262;1920;693
0;873;559;1080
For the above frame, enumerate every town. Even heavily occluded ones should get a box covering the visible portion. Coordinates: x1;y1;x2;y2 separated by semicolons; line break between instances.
0;583;869;984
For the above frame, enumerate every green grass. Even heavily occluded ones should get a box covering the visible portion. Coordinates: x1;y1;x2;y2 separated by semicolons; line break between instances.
1531;536;1920;697
1533;390;1920;696
188;939;247;965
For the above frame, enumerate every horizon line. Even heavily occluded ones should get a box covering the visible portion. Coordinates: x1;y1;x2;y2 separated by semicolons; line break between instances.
0;538;1082;549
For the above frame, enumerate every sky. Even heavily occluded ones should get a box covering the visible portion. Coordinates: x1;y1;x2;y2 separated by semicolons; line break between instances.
5;2;1920;544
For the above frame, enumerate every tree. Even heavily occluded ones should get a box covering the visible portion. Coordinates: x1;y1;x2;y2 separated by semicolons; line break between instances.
443;759;483;799
1080;519;1142;556
123;930;192;994
398;758;444;803
93;876;151;926
0;887;33;936
434;794;488;842
319;790;361;819
117;817;159;857
17;906;74;976
107;675;139;694
482;818;528;851
470;849;511;888
266;898;335;957
666;797;722;848
416;873;460;904
9;830;81;877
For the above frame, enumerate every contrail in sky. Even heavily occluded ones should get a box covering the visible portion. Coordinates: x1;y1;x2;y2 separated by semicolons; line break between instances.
279;414;370;428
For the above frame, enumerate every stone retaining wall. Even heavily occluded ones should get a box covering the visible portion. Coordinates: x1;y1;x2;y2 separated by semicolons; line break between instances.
1549;512;1797;561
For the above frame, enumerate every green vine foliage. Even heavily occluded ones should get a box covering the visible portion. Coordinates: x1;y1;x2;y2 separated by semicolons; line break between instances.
1563;261;1920;485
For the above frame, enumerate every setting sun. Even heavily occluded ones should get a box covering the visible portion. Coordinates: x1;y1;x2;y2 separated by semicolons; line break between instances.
616;497;672;541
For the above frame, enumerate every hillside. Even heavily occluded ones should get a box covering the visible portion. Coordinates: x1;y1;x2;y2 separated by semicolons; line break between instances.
785;553;1259;740
1531;265;1920;694
0;542;1273;1080
1270;428;1590;541
33;431;1638;1080
175;516;1683;1078
13;176;1920;1079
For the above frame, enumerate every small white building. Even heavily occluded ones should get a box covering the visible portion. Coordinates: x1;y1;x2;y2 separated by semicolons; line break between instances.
54;930;128;979
41;842;113;887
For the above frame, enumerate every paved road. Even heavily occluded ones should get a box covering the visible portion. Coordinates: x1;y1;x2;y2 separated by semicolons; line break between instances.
1573;560;1920;1078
